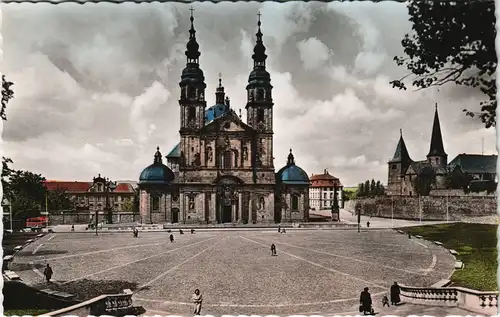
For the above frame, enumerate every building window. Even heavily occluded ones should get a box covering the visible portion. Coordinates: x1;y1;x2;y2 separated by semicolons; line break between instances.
392;164;397;170
330;193;333;199
435;158;439;164
223;151;232;169
256;89;264;101
291;195;299;210
187;106;196;122
323;193;327;199
151;196;160;212
257;109;265;123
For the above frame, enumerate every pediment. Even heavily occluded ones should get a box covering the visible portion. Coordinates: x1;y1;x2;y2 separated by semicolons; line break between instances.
202;113;253;134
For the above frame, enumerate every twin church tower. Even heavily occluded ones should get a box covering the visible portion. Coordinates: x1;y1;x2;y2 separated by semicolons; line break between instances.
138;10;310;225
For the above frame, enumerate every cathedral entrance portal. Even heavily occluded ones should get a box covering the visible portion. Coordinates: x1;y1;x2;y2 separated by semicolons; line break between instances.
172;208;179;224
222;205;232;223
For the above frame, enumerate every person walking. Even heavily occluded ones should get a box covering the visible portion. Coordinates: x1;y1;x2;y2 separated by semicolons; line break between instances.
43;264;53;283
359;287;373;315
271;244;277;256
192;289;203;315
170;234;175;242
390;282;401;305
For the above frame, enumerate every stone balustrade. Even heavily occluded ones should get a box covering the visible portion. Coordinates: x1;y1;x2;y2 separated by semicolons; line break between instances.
37;292;136;317
400;284;498;315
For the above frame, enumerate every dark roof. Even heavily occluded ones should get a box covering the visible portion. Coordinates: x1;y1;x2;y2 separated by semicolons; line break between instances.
389;133;412;164
43;181;135;193
276;150;309;185
166;143;181;158
427;106;447;157
139;147;175;185
448;154;497;174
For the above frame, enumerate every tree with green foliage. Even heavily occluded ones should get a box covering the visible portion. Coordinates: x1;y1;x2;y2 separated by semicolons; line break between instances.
413;166;436;196
1;75;14;121
122;198;134;213
391;0;496;128
364;180;370;196
7;170;47;219
357;183;365;197
370;179;376;196
46;187;73;212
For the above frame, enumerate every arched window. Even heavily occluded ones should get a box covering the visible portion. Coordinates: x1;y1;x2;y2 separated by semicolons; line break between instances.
257;109;265;123
187;107;196;122
291;195;299;210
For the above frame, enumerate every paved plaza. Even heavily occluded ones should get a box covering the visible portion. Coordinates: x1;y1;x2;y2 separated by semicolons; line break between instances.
12;229;458;315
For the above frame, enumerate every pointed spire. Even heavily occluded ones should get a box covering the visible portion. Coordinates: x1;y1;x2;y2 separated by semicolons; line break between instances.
154;146;163;164
389;130;412;164
185;7;201;64
215;72;225;104
427;103;447;157
252;12;267;68
287;148;295;165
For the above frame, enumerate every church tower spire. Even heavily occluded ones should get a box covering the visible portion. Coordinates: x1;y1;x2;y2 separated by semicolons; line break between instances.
215;73;225;105
246;12;274;170
178;8;207;168
427;103;447;167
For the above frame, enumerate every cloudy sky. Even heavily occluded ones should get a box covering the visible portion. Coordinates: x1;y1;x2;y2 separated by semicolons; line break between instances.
1;2;495;186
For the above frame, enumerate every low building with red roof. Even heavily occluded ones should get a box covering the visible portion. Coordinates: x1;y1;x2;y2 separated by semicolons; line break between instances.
309;169;344;212
43;174;137;213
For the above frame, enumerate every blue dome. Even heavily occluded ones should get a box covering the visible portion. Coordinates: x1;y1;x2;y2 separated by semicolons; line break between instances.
139;147;175;185
278;165;309;184
276;149;309;185
205;103;230;123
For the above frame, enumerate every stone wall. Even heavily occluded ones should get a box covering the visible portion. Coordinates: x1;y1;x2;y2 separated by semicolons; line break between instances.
49;212;139;225
353;196;497;221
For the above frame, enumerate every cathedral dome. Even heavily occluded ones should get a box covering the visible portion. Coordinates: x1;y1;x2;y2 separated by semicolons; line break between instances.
205;103;229;122
139;147;175;185
276;149;310;185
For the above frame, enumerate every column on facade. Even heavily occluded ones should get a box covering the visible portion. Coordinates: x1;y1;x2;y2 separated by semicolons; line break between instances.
165;193;172;223
179;192;185;223
248;194;253;223
210;192;216;223
238;192;243;223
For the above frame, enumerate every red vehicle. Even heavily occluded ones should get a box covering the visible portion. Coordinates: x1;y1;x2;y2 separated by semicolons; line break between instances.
26;216;49;228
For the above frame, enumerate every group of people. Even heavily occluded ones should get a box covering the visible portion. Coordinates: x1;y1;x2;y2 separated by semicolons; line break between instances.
359;282;401;315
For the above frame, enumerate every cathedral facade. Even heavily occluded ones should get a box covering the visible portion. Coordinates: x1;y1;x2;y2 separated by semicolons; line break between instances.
137;13;310;224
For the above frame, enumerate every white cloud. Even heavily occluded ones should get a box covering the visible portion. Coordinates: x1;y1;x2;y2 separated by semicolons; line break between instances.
297;37;331;71
2;2;494;186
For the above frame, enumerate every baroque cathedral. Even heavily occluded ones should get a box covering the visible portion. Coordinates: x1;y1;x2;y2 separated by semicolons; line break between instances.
137;12;310;224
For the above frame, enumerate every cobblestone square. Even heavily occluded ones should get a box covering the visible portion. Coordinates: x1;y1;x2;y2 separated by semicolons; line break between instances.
13;229;456;315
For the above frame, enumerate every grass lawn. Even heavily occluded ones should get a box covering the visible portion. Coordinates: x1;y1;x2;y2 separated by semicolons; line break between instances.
4;309;51;316
400;222;497;291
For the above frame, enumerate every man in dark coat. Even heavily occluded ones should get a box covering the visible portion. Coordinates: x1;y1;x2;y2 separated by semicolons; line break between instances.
43;264;53;283
169;234;174;242
359;287;372;315
390;282;401;305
